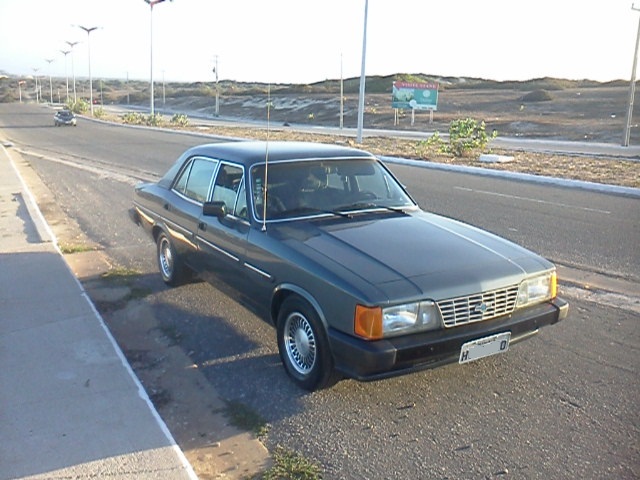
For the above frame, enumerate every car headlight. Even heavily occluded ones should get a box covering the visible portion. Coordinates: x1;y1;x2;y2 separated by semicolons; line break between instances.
516;271;557;308
355;301;441;340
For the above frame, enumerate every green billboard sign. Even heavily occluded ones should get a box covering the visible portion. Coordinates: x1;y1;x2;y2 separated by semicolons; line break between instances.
392;81;439;110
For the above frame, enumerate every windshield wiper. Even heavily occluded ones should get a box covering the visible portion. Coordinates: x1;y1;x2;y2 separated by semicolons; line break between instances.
280;206;352;219
335;202;407;214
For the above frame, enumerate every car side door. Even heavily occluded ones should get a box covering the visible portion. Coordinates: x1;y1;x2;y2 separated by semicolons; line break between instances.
195;162;250;287
163;156;218;261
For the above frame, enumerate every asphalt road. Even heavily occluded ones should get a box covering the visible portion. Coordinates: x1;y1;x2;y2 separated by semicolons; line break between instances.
1;103;638;479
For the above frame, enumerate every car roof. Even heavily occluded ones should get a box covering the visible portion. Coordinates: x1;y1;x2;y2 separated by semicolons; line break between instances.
182;141;376;168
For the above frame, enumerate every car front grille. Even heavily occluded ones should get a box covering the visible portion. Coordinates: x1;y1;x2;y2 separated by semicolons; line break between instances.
437;285;519;328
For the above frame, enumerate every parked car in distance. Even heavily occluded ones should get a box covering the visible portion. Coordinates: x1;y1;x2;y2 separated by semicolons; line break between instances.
54;109;76;126
129;141;569;390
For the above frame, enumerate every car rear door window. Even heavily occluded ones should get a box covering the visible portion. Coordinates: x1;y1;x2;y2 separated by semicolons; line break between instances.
212;163;243;213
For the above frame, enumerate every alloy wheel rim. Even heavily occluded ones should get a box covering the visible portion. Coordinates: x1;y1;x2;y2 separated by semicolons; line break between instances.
159;238;173;278
284;312;316;375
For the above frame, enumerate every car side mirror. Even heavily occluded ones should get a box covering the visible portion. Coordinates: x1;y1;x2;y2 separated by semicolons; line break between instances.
203;201;227;218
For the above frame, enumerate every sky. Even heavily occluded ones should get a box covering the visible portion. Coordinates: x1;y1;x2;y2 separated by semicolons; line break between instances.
0;0;637;85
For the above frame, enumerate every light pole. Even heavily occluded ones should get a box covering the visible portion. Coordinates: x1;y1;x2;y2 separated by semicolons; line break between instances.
340;53;344;129
60;50;70;102
32;68;40;103
66;40;79;102
45;58;54;104
18;80;25;103
144;0;170;116
77;25;98;115
624;4;640;146
213;54;219;116
356;0;369;144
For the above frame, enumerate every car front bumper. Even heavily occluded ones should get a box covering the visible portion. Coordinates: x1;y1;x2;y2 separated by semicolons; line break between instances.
329;297;569;381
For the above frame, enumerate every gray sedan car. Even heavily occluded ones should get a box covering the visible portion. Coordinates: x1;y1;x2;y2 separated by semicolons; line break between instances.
129;141;568;390
54;109;77;126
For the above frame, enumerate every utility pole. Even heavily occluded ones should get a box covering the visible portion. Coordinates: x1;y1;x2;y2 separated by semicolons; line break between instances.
624;4;640;146
356;0;368;144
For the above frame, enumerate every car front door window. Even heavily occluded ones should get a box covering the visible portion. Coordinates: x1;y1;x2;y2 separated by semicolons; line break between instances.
174;158;218;203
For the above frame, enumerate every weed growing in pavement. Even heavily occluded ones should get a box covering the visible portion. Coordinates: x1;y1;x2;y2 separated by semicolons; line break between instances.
59;243;96;254
259;446;322;480
101;267;141;284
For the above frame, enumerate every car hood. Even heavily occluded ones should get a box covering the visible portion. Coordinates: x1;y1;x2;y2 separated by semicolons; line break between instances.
277;211;553;303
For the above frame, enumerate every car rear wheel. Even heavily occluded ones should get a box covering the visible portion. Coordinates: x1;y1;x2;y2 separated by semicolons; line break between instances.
156;231;188;286
277;296;339;391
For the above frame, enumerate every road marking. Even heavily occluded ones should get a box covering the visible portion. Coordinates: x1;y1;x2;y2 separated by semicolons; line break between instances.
454;186;611;214
15;147;158;185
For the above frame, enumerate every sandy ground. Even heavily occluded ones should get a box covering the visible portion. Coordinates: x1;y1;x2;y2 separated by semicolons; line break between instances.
160;86;634;144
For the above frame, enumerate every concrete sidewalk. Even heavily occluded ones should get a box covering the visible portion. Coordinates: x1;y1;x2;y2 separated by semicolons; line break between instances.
0;145;197;479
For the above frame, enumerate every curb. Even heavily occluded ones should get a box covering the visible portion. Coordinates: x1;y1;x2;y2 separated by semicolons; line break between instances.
380;155;640;198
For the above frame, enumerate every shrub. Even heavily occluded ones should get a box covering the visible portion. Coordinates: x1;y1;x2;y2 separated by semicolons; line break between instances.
521;90;554;102
447;118;496;157
122;112;145;124
67;99;89;114
146;113;163;126
170;113;189;127
422;118;497;157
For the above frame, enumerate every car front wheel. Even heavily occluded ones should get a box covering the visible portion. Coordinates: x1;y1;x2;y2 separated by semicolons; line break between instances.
277;296;338;391
156;231;188;286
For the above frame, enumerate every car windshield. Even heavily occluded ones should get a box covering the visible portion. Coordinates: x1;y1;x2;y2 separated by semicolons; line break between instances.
251;158;415;221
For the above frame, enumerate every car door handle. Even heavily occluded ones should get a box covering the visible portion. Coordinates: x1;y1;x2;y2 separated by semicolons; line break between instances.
163;203;170;211
198;222;206;231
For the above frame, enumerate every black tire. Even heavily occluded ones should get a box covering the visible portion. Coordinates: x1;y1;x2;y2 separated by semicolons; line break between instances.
156;231;188;286
277;296;339;391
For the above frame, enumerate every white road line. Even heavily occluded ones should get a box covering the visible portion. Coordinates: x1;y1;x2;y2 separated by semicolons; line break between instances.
454;186;611;214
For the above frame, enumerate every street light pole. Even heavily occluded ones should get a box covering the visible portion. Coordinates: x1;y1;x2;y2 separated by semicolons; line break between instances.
144;0;169;116
78;25;98;115
66;40;79;103
624;4;640;147
356;0;369;144
213;54;219;116
18;80;25;103
45;59;54;104
32;68;40;103
340;53;344;129
60;50;70;102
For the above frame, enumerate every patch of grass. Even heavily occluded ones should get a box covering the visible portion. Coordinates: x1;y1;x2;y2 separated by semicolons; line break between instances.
222;399;269;439
59;243;96;254
100;267;141;285
260;446;322;480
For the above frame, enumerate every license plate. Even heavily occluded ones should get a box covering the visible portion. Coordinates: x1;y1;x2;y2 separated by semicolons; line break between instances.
459;332;511;364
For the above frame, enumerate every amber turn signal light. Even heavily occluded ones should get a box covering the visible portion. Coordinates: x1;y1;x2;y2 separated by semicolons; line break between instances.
355;305;383;340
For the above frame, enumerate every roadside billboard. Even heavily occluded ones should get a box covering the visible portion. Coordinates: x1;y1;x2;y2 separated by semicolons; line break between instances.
392;81;439;110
